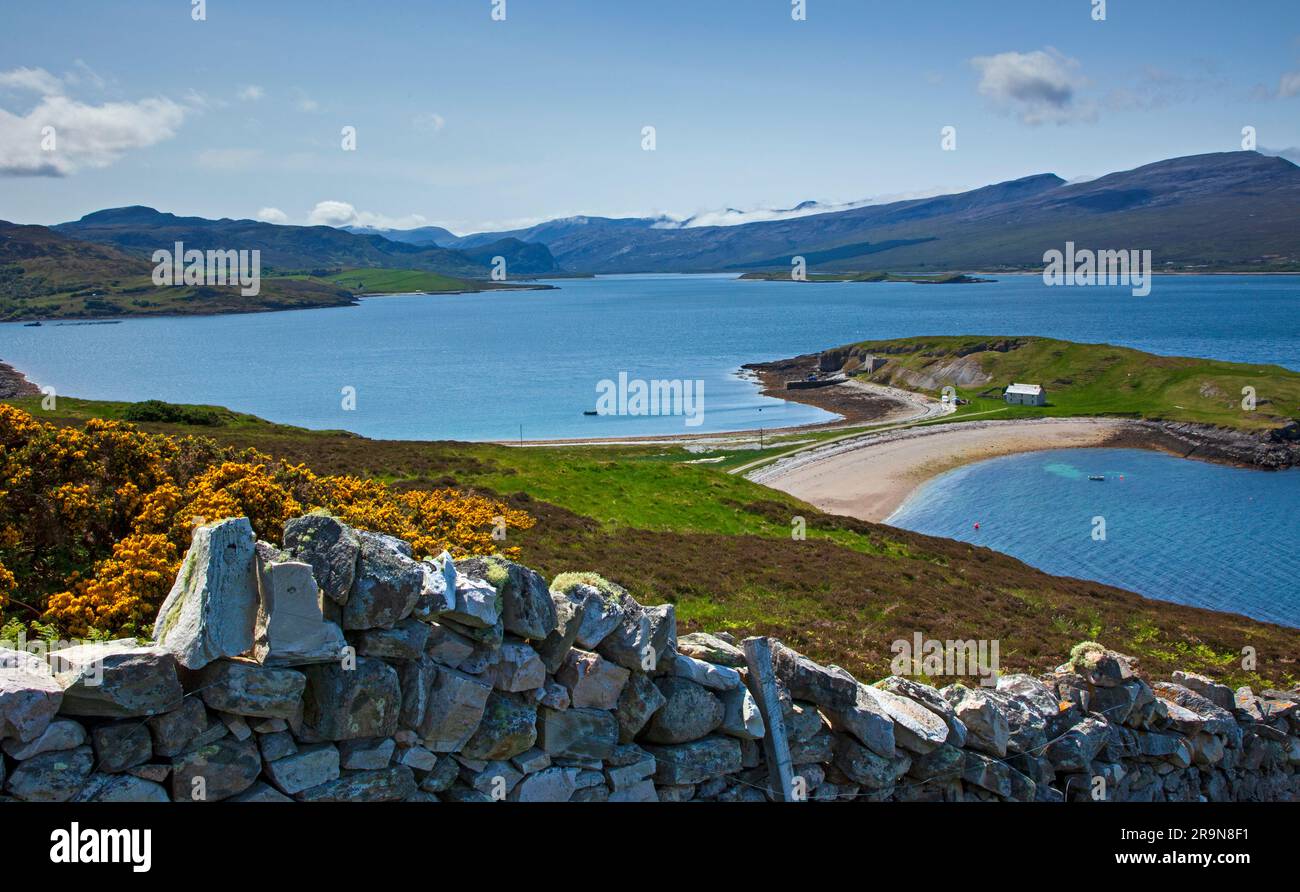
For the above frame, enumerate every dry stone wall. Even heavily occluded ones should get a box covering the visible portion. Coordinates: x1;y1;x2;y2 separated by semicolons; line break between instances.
1;514;1297;803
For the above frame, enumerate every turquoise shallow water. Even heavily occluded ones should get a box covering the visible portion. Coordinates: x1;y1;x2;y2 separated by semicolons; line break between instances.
886;448;1300;628
0;273;1297;440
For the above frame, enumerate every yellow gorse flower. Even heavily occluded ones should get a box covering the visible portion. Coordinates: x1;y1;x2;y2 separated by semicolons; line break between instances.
0;405;534;637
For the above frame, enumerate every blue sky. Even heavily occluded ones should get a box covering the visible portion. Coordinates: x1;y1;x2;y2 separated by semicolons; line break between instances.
2;0;1298;233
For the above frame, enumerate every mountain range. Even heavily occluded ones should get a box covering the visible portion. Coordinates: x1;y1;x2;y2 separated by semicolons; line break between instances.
6;151;1299;316
425;152;1300;273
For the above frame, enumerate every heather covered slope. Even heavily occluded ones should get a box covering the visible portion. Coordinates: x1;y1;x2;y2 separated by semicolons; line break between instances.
7;395;1297;691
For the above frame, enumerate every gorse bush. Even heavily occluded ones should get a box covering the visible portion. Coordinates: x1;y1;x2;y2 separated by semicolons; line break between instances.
0;405;534;638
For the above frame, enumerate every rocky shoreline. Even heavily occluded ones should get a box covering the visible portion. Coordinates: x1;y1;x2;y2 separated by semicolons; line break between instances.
1;514;1296;803
0;361;39;399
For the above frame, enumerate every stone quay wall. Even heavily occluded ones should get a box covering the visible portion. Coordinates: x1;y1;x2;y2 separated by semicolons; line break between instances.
1;514;1296;803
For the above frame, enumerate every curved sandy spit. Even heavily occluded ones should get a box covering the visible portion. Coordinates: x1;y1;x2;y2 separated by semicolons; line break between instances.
749;417;1134;524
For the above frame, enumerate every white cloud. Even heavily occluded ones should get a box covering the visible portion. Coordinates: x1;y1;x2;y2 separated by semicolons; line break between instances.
0;66;66;96
1279;71;1300;98
256;207;289;224
413;112;445;132
0;76;187;177
970;48;1096;125
651;191;949;230
294;89;320;112
305;200;428;230
238;84;265;101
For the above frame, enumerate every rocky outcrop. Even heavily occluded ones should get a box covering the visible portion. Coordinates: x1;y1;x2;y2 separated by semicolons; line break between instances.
1127;419;1300;470
2;515;1296;803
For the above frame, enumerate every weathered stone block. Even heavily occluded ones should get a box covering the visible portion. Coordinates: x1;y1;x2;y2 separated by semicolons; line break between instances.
303;658;401;740
153;517;259;669
50;641;183;718
198;660;306;719
538;706;618;760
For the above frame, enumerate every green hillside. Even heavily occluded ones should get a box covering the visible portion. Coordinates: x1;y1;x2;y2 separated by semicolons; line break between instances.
829;336;1300;433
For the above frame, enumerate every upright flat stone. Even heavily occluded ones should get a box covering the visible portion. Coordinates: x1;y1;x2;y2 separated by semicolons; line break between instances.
742;637;797;801
198;660;306;719
343;530;424;630
50;641;183;718
253;547;346;666
283;513;360;605
303;658;401;740
153;517;259;669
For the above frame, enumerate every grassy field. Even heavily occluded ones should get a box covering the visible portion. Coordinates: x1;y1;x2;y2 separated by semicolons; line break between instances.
11;393;1298;690
830;335;1300;433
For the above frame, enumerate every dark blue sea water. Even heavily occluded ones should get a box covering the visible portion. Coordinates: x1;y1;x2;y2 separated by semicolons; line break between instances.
886;448;1300;628
0;273;1296;441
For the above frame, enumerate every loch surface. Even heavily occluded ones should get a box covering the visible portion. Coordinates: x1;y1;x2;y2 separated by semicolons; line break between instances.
1;274;1297;441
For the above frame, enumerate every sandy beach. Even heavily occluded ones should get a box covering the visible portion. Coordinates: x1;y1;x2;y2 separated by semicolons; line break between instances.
749;417;1135;523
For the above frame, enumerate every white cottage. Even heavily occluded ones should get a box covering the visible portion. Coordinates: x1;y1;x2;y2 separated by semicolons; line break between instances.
1004;382;1046;406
